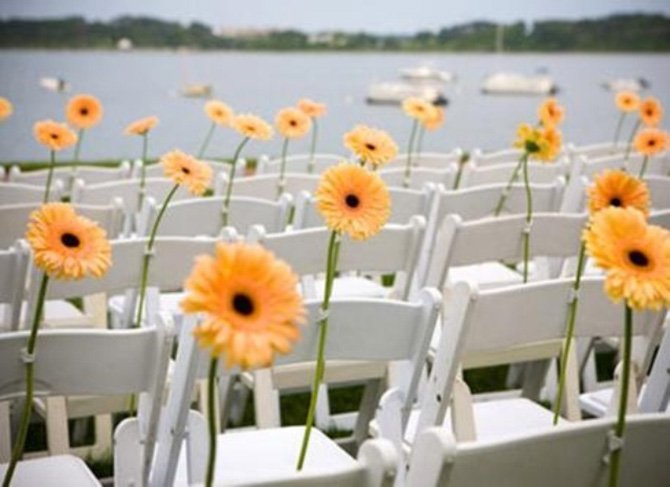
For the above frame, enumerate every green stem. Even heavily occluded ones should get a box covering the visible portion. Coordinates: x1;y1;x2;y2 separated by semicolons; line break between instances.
308;119;318;174
72;128;84;170
296;231;341;471
624;119;641;163
612;113;625;149
608;305;633;487
277;137;290;199
493;155;524;217
3;274;49;487
638;156;649;179
197;122;217;159
403;120;419;188
134;184;180;329
138;134;149;209
222;137;250;226
452;160;465;190
416;126;426;156
521;153;532;283
205;357;218;487
43;151;56;203
553;241;587;425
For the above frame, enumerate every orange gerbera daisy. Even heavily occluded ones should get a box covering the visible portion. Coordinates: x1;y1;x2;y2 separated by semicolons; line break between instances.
232;113;274;140
297;98;327;118
204;100;234;126
161;150;213;196
615;91;640;112
66;94;103;130
316;162;391;240
402;97;438;123
181;242;305;369
0;97;13;122
584;207;670;310
423;107;445;131
343;125;398;168
125;116;159;136
25;203;112;280
639;97;663;127
275;107;312;139
587;170;650;217
538;98;565;127
634;127;667;157
33;120;78;151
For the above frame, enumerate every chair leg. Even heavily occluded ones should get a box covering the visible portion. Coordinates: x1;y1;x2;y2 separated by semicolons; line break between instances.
227;381;251;427
314;383;332;430
353;379;384;447
253;369;281;428
45;396;71;455
520;359;551;401
0;401;11;462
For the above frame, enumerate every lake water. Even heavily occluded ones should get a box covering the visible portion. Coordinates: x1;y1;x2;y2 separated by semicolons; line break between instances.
0;50;668;162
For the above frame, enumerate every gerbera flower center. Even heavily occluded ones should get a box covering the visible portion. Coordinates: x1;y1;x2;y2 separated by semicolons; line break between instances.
60;232;81;248
51;133;59;140
610;197;622;207
289;120;297;127
345;194;360;208
181;166;191;175
80;108;89;116
232;293;255;316
628;250;650;268
365;143;376;151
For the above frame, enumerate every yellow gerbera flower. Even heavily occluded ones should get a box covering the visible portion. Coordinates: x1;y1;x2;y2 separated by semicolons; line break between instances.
513;123;560;162
615;91;640;112
297;98;327;118
204;100;234;126
0;97;13;122
66;94;103;130
584;207;670;310
587;170;650;217
181;242;305;369
316;162;391;240
124;116;159;136
423;107;445;131
33;120;78;151
639;97;663;127
343;124;398;168
161;150;213;196
634;127;667;157
538;98;565;127
402;97;438;123
25;203;112;280
232;113;274;140
275;107;312;139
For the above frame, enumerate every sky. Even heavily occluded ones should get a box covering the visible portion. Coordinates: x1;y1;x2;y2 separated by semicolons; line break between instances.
1;0;669;33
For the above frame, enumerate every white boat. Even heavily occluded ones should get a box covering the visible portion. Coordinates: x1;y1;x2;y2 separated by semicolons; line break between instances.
481;72;557;96
366;82;447;106
180;84;212;98
400;66;456;83
39;77;70;93
601;78;650;92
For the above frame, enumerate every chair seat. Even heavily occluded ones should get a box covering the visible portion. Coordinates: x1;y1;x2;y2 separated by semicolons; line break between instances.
579;388;613;418
404;398;565;444
448;262;523;290
0;455;101;486
177;426;359;485
0;301;90;330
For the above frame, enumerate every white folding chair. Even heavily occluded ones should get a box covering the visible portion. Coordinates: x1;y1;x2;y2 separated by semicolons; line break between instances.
460;158;569;188
0;181;64;205
379;165;457;190
645;175;670;210
0;240;29;334
566;141;630;162
145;290;440;486
469;147;524;167
569;153;669;182
0;317;173;485
256;153;343;175
405;414;670;487
639;324;670;414
139;193;292;238
8;165;75;189
390;150;463;169
213;171;320;202
380;277;664;461
9;162;132;190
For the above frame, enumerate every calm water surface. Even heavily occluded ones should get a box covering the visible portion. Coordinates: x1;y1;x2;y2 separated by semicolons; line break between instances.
0;50;668;162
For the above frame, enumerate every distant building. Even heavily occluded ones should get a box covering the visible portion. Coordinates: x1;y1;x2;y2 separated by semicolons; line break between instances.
117;38;133;50
307;31;347;47
215;27;275;39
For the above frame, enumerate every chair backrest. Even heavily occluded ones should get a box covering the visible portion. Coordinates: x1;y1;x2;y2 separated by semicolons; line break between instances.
649;209;670;229
136;158;233;183
0;200;125;249
407;414;670;487
570;153;668;181
214;172;320;202
248;215;426;300
645;176;670;210
0;240;29;332
423;212;587;289
470;148;524;167
8;165;74;187
141;194;292;237
294;184;437;230
379;165;457;190
432;179;565;224
461;159;568;188
639;325;670;414
0;181;64;205
256;153;343;175
150;289;441;486
72;162;132;185
390;150;463;169
415;277;665;440
566;141;628;162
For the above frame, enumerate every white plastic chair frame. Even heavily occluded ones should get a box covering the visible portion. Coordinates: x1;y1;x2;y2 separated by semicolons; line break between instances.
0;181;64;205
0;240;29;334
214;171;320;202
256;153;343;175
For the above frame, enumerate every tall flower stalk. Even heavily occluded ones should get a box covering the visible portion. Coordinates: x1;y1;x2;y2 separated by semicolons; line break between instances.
33;120;78;202
401;98;437;188
298;98;327;174
66;94;103;170
633;127;667;179
2;204;111;487
198;100;234;159
625;96;663;162
275;107;311;197
296;161;391;469
124;115;159;208
612;91;639;149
